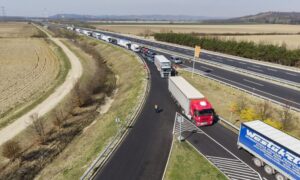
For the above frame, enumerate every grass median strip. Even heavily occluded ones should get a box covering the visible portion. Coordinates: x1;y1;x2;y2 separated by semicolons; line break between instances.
164;140;227;180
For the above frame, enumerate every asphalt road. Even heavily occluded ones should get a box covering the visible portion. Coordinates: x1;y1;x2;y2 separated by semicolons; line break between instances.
94;30;300;84
94;54;275;180
159;51;300;110
94;57;178;180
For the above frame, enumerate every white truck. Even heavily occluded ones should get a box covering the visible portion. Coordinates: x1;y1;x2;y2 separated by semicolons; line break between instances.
101;35;111;42
154;55;171;78
168;76;214;126
117;39;131;49
81;30;92;36
92;32;102;39
130;44;140;52
238;120;300;180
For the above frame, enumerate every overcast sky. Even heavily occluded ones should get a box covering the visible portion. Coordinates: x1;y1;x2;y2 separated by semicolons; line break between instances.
1;0;300;17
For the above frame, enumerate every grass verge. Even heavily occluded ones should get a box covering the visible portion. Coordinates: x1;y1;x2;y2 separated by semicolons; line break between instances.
36;37;146;179
179;70;300;138
164;140;227;180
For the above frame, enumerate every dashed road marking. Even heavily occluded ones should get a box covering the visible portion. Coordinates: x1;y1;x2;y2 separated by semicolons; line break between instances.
200;66;213;71
207;156;261;180
243;79;264;87
239;62;247;65
247;67;264;72
252;65;261;68
285;72;298;76
267;68;277;72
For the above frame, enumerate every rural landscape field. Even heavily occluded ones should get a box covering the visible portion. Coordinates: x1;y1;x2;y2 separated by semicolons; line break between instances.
0;23;63;128
95;24;300;49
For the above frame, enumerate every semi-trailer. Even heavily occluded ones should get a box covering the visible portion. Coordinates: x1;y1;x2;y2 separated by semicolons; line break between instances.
154;55;171;78
168;76;214;126
238;120;300;180
117;39;131;49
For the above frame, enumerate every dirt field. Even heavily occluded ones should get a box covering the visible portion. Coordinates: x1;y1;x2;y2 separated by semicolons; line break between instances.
0;22;40;38
214;35;300;50
95;24;300;35
95;24;300;49
0;23;62;128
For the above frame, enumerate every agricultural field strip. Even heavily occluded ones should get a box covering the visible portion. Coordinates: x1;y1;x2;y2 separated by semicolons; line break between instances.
0;40;60;117
0;26;83;146
173;117;261;180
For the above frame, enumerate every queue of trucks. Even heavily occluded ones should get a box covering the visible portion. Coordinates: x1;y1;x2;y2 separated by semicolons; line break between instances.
67;26;300;180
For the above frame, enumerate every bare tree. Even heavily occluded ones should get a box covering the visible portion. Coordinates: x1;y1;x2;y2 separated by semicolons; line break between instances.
53;108;65;130
2;140;21;160
30;113;46;144
256;101;272;120
279;105;294;130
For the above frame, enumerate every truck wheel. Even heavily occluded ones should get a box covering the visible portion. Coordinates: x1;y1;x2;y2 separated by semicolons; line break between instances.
275;173;286;180
264;165;274;175
253;158;263;167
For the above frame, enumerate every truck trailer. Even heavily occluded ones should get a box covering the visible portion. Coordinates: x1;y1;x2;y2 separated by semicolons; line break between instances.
117;39;131;49
238;120;300;180
130;44;140;52
154;55;171;78
168;76;214;126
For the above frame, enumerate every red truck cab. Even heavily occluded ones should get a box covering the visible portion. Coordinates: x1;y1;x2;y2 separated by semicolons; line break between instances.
190;99;214;126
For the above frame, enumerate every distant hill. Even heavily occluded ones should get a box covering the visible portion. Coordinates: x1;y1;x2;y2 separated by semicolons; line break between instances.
206;12;300;24
49;14;222;22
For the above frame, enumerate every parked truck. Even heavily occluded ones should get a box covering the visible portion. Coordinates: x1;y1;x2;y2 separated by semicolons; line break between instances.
238;120;300;180
168;76;214;126
154;55;171;78
101;35;111;42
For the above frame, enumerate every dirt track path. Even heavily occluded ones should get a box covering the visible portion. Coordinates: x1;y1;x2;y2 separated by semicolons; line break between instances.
0;26;83;146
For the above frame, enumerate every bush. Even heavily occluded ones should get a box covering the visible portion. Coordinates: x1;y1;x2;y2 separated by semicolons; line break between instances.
264;118;283;129
240;108;258;121
154;32;300;67
2;140;21;160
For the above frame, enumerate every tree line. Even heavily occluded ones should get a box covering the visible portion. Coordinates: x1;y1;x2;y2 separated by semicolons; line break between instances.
154;33;300;67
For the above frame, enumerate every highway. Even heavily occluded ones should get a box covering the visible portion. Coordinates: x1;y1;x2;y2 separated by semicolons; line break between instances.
87;29;300;111
94;54;274;180
92;29;300;85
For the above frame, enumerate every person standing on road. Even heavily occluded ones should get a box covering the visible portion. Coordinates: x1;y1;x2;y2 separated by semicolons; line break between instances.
154;104;159;113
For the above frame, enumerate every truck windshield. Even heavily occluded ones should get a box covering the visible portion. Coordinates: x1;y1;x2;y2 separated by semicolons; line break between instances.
195;109;214;116
162;68;171;72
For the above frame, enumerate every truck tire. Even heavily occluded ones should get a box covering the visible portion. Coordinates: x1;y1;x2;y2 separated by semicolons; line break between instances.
253;157;263;167
275;173;286;180
275;173;287;180
264;165;274;175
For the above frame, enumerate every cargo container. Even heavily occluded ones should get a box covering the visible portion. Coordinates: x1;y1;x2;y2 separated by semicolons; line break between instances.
238;120;300;180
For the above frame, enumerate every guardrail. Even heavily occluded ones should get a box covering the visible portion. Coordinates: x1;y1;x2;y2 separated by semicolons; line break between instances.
80;45;151;180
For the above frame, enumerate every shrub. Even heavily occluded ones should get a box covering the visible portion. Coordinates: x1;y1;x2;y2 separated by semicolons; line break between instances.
2;140;21;160
264;118;283;130
240;108;258;121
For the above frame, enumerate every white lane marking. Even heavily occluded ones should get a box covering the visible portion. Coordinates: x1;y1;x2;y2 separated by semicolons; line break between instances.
252;65;261;68
219;167;260;177
243;79;264;87
201;66;213;71
267;68;277;72
227;173;260;180
247;67;264;72
182;64;300;107
206;155;241;162
218;165;260;174
239;62;247;65
285;72;298;76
